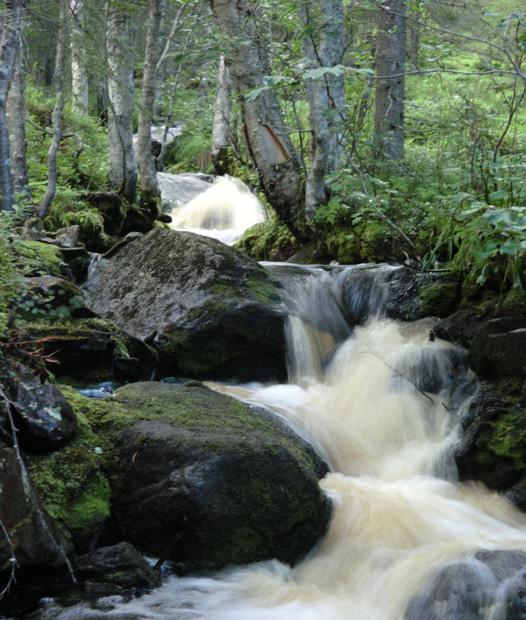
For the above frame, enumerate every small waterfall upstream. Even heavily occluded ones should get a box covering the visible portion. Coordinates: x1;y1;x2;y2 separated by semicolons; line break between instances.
41;264;526;620
165;174;266;245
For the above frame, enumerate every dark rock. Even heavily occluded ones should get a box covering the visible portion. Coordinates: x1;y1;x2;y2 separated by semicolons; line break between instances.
75;542;160;591
469;318;526;381
0;447;66;572
474;549;526;581
103;232;144;259
54;225;81;249
121;206;154;235
432;309;485;350
84;228;286;382
456;381;526;501
80;381;331;574
17;275;90;321
405;560;497;620
60;246;91;283
87;192;125;236
23;319;157;383
157;212;172;224
15;370;77;453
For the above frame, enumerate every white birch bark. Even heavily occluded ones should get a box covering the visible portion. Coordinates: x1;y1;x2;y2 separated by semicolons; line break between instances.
211;53;232;175
106;0;137;203
374;0;406;160
300;0;346;219
70;0;89;115
0;0;24;211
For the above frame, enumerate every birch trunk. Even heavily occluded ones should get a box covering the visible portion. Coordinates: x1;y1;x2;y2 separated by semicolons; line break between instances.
106;0;137;203
0;0;24;212
211;53;233;175
374;0;406;160
300;0;346;219
210;0;305;234
70;0;89;115
137;0;164;204
38;0;67;218
6;44;29;199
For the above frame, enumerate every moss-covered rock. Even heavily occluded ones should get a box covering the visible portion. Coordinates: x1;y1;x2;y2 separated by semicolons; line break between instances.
12;240;67;278
64;381;331;574
26;386;110;549
236;218;300;262
85;228;287;381
20;318;157;383
456;380;526;509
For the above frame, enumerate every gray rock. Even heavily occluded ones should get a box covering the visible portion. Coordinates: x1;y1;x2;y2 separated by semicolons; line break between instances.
158;171;213;209
84;228;286;382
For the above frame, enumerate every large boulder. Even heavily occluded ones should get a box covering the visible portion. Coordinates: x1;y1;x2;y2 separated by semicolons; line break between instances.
70;381;331;574
84;228;286;382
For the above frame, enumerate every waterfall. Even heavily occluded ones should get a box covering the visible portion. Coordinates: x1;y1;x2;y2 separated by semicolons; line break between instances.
167;174;266;245
41;264;526;620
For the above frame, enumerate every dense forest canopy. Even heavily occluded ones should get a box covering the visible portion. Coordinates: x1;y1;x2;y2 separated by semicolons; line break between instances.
0;0;524;286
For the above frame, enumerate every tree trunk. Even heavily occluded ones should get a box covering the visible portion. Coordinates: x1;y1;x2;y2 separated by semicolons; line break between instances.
0;0;24;212
137;0;164;205
300;0;346;219
70;0;89;115
374;0;406;160
39;0;68;219
6;43;30;199
210;0;305;234
106;0;137;203
211;53;233;175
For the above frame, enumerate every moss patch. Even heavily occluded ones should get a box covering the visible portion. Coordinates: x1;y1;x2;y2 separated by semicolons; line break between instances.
13;240;66;277
418;280;459;317
236;219;299;262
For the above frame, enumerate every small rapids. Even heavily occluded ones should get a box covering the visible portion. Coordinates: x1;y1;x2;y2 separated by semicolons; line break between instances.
39;265;526;620
168;175;266;245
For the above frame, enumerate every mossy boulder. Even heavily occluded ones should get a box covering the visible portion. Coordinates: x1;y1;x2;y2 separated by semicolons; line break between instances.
236;219;300;262
84;228;287;381
21;319;157;383
456;380;526;509
26;386;111;550
67;381;331;574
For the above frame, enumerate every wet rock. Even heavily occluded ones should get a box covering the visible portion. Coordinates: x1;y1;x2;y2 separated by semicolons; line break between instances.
405;560;497;620
456;381;526;501
74;542;160;591
0;447;66;572
22;319;157;383
340;265;459;325
75;381;331;574
15;372;77;453
157;171;213;209
54;225;81;249
470;318;526;381
432;309;485;350
121;206;155;235
84;228;286;382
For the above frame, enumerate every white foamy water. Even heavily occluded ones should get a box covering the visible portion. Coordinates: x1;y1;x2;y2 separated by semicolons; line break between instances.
168;175;266;245
40;268;526;620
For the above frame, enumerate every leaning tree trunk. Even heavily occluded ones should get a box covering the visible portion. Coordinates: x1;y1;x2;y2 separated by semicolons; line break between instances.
300;0;346;219
374;0;406;160
210;0;305;235
106;0;137;203
70;0;89;115
211;53;233;175
136;0;164;208
0;0;24;212
39;0;68;219
6;42;30;199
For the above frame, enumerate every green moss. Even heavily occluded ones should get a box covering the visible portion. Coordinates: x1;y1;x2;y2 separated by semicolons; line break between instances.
245;275;280;304
487;408;526;465
13;240;65;276
27;394;110;538
419;281;459;317
0;238;18;336
498;288;526;317
236;219;299;261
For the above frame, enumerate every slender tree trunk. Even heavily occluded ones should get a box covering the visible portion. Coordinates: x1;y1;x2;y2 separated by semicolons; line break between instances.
211;53;233;175
210;0;305;234
39;0;68;218
137;0;165;206
6;42;30;199
300;0;346;219
106;0;137;203
70;0;89;115
0;0;24;212
374;0;406;160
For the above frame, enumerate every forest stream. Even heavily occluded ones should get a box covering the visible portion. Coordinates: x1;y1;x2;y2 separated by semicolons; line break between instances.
35;182;526;620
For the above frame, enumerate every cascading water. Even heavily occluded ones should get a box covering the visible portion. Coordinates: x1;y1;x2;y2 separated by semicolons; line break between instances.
40;264;526;620
168;174;266;245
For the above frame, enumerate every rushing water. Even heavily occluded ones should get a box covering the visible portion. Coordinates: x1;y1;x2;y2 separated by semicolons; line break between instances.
39;265;526;620
168;174;266;245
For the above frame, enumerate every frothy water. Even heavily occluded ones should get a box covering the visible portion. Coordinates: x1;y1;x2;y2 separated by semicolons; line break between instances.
168;175;266;245
40;266;526;619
